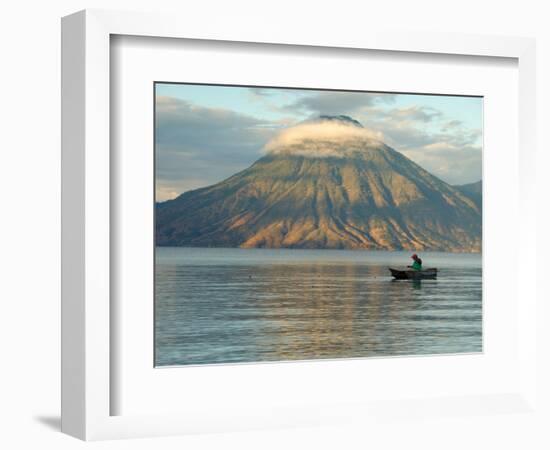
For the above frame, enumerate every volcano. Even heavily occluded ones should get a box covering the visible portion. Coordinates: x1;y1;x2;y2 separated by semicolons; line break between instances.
156;116;481;252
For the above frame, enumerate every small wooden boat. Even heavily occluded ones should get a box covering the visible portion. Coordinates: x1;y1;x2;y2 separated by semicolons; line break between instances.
389;267;438;280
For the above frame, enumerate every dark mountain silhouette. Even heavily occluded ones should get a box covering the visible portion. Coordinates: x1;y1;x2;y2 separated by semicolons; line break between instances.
156;117;482;252
455;181;482;211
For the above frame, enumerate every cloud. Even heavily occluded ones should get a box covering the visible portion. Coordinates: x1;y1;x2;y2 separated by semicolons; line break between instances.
441;119;463;131
387;106;443;123
247;87;275;98
353;107;482;185
284;91;396;116
264;120;384;158
155;96;279;200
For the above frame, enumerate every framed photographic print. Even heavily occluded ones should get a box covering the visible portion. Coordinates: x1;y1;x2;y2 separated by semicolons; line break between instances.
153;83;483;368
61;9;537;440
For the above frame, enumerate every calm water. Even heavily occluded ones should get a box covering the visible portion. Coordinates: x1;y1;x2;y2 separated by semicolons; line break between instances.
155;248;482;366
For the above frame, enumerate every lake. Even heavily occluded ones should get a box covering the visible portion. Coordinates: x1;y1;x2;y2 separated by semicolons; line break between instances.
155;247;482;366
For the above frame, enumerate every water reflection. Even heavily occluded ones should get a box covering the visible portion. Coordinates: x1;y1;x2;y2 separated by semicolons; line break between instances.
155;248;482;366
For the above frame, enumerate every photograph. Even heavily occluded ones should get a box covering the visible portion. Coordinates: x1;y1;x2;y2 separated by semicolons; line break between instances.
154;83;483;367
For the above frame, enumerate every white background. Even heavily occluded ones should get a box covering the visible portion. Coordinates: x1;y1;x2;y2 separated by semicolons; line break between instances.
1;1;548;449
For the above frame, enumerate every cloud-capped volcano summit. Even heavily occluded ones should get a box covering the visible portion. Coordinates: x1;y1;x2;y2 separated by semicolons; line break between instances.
156;116;481;251
264;115;384;158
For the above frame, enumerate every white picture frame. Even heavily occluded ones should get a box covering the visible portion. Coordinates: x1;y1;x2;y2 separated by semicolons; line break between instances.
61;9;537;441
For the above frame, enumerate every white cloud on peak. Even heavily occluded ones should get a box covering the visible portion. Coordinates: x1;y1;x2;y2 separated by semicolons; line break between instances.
264;120;384;158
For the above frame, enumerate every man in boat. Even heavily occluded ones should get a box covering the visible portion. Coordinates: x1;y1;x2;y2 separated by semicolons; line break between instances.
408;254;423;271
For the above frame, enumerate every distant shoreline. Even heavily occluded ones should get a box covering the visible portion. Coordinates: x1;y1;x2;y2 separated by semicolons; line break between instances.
155;245;482;255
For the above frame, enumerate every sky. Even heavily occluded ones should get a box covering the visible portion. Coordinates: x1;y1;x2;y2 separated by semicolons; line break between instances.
155;83;483;201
